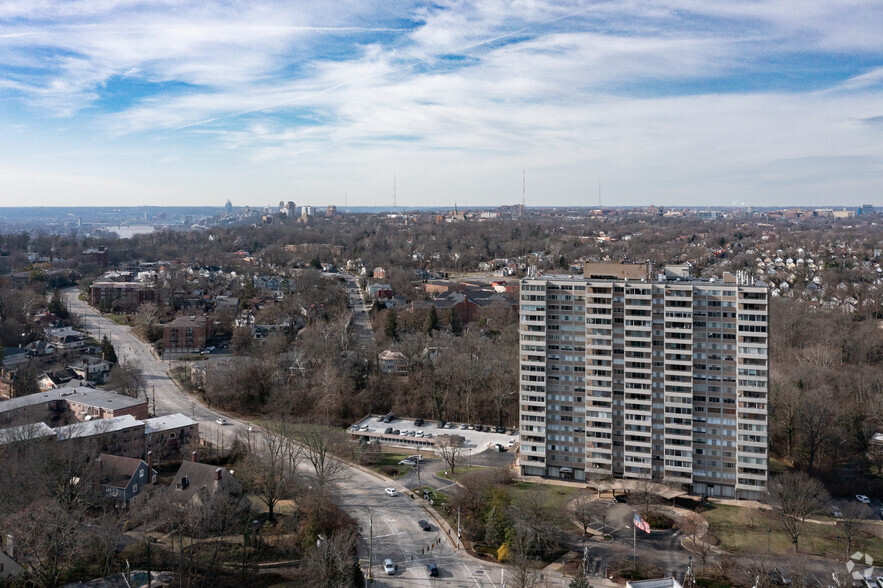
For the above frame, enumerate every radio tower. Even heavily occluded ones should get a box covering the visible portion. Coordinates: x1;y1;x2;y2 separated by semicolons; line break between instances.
521;168;526;215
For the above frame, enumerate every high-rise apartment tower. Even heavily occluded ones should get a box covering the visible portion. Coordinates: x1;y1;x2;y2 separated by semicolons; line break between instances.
519;263;768;500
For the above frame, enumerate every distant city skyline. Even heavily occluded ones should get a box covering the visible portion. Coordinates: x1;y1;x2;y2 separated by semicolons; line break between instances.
1;1;881;208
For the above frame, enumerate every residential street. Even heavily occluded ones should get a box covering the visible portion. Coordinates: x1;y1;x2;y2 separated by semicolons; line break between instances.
64;288;507;586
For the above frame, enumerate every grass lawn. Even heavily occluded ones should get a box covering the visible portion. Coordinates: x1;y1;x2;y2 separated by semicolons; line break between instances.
433;465;488;482
107;313;129;325
703;503;883;560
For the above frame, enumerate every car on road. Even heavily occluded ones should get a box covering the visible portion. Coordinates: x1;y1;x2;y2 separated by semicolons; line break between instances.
427;563;438;577
398;459;417;467
508;437;515;447
407;455;425;462
385;488;398;496
857;494;871;504
830;505;843;518
216;418;227;425
418;519;432;531
384;559;397;575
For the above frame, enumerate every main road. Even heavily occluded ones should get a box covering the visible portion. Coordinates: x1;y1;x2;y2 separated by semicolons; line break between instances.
64;288;506;586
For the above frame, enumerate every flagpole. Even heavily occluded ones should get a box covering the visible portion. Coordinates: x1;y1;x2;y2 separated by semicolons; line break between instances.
633;511;637;570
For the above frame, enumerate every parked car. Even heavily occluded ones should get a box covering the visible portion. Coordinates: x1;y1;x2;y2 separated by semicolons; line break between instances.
459;423;468;430
416;431;424;437
399;430;408;436
857;494;871;504
350;424;360;431
359;424;369;431
392;429;401;435
507;437;515;447
414;418;424;426
494;443;504;452
444;423;454;429
424;433;433;439
377;414;386;421
407;455;425;462
398;459;417;467
418;519;432;531
407;430;416;437
830;505;843;518
427;563;438;577
437;420;446;428
385;488;398;497
384;559;397;575
216;418;227;425
384;427;393;434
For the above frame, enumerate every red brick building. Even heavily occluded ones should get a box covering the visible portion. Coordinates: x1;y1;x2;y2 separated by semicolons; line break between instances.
163;316;213;354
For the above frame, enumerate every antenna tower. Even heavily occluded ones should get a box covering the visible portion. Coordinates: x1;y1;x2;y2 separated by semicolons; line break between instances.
522;168;526;213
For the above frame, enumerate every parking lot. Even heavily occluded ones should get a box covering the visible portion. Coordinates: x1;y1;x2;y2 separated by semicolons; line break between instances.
349;414;518;453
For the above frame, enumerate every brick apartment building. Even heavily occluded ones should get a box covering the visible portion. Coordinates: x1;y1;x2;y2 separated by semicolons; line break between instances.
163;316;213;354
90;281;155;307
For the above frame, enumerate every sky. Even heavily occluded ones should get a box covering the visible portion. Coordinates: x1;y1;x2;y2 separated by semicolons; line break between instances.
1;1;882;209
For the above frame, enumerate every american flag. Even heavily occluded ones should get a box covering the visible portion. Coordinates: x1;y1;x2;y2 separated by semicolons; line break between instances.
634;513;651;534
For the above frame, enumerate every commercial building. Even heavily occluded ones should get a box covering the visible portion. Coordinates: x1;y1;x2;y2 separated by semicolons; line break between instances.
0;386;149;426
519;263;768;500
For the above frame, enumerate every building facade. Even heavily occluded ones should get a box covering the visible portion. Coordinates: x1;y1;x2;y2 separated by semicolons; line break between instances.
519;264;768;500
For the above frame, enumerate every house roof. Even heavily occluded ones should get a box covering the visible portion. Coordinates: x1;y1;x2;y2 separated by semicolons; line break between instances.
99;453;151;488
379;350;405;362
55;415;143;440
169;460;241;504
0;387;146;416
0;422;56;445
143;414;197;434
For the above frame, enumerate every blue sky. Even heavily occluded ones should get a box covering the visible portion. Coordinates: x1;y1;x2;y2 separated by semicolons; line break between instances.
1;0;882;208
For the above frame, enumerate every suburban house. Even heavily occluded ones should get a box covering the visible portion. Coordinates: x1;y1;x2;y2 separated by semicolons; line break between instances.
0;543;22;583
98;453;157;506
378;350;407;375
1;348;29;368
69;356;113;383
163;315;213;354
169;460;242;507
37;368;79;391
23;340;56;357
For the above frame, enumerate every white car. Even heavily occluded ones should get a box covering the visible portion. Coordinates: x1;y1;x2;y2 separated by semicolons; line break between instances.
857;494;871;504
830;505;843;518
216;418;227;425
384;559;397;575
385;487;398;497
507;437;515;447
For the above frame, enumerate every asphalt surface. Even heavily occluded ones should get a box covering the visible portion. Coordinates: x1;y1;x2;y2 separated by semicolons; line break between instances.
64;288;504;586
344;275;377;355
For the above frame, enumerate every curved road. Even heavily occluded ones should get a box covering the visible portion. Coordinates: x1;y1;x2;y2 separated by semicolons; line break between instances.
64;288;505;587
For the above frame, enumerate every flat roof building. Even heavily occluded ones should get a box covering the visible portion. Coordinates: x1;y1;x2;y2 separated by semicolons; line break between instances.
519;265;768;500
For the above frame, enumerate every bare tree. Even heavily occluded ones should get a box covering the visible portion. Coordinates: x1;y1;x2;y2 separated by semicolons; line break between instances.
836;501;872;558
767;471;829;552
240;425;302;522
107;359;145;399
505;526;540;588
305;527;360;587
570;492;605;535
435;434;465;474
292;424;347;489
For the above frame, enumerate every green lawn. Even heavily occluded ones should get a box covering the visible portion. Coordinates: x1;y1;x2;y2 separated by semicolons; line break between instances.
107;313;129;325
433;465;488;482
703;503;883;560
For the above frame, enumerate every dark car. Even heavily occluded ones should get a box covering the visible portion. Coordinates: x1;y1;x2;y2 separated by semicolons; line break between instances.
427;563;438;577
392;429;401;435
418;519;432;531
414;418;424;426
437;420;445;428
384;427;393;434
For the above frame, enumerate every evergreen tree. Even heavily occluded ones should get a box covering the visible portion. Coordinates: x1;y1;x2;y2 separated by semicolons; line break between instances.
568;571;591;588
101;335;118;364
48;289;69;319
449;307;461;334
423;306;439;336
384;309;398;341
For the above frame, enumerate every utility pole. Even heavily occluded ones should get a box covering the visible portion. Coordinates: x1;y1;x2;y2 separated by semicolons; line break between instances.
366;510;373;587
633;511;637;571
151;385;156;417
457;506;461;549
416;449;421;489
